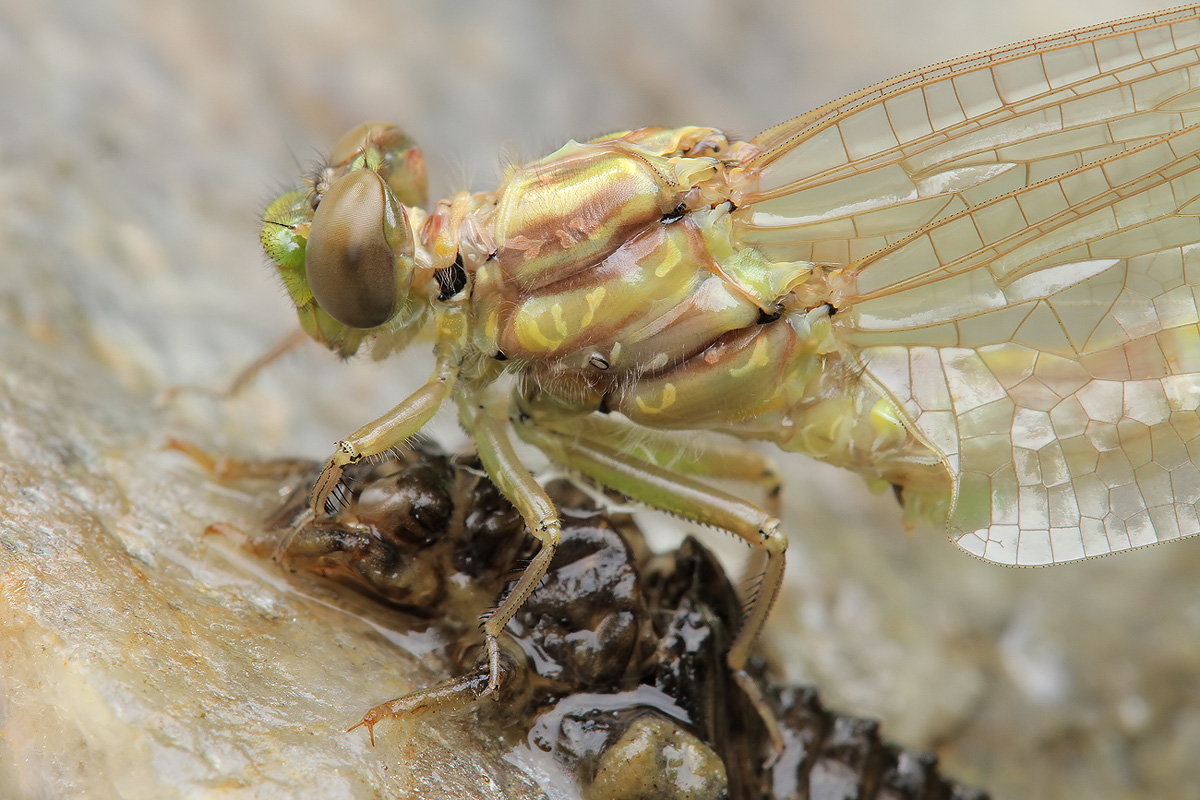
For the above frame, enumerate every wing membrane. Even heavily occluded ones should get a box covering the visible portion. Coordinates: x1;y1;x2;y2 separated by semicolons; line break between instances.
735;5;1200;268
839;125;1200;565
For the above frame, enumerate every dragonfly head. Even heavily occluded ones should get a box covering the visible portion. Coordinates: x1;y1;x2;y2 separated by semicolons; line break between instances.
260;122;433;358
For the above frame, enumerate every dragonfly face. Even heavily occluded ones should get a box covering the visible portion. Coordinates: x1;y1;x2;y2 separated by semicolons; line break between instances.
260;122;433;358
260;6;1200;745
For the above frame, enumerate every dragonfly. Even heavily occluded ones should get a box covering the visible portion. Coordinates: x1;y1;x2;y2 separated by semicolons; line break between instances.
259;6;1200;743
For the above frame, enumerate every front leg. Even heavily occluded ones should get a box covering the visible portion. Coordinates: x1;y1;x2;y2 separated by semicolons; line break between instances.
309;380;451;516
308;308;469;518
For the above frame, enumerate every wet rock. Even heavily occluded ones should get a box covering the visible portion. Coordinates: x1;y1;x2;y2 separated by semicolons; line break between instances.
0;333;548;799
586;716;727;800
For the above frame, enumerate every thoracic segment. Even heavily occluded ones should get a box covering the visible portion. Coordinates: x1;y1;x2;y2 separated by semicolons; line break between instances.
463;128;948;519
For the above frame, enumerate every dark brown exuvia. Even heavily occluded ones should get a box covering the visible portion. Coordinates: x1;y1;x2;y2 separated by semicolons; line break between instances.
250;441;989;800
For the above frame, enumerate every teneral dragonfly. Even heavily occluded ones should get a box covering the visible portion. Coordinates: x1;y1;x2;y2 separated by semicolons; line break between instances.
259;5;1200;738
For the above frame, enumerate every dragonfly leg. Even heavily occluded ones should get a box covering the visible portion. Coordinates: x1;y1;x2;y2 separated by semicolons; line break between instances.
516;414;787;752
308;308;469;518
565;414;783;516
456;398;562;694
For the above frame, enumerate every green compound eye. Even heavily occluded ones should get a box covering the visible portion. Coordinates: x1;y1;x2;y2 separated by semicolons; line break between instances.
305;168;411;329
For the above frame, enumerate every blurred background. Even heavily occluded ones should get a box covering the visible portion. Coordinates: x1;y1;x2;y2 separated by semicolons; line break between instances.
3;1;1195;798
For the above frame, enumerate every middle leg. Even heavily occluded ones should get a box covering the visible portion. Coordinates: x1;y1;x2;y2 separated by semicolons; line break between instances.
513;411;788;751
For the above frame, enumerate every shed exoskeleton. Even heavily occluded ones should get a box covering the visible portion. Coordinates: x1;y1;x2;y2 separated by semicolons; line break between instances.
261;6;1200;745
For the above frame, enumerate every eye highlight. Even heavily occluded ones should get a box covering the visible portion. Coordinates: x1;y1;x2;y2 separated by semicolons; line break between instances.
305;168;406;329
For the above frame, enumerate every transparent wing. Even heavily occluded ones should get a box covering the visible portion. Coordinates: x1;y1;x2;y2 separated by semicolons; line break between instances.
731;6;1200;565
736;6;1200;267
840;125;1200;565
